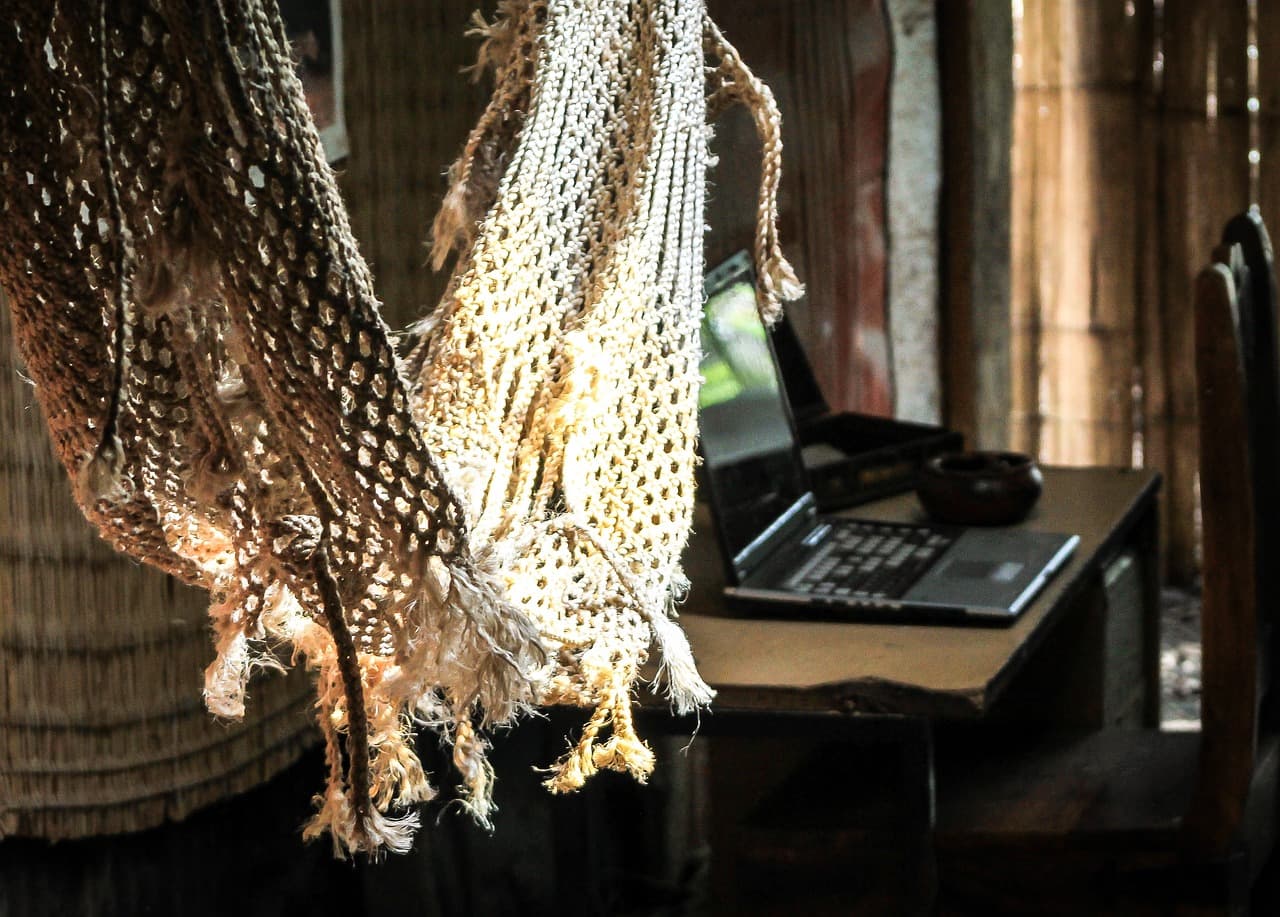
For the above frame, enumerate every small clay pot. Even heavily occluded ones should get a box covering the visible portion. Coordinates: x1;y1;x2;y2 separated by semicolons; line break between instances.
916;451;1043;526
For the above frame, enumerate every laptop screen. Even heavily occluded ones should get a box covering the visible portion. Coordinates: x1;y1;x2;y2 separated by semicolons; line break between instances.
699;253;809;561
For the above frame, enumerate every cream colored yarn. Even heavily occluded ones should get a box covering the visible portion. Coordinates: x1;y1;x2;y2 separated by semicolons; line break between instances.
420;0;708;791
417;0;802;791
0;0;798;855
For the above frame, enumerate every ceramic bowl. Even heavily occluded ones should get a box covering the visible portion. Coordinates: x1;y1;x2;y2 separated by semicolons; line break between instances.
916;451;1043;526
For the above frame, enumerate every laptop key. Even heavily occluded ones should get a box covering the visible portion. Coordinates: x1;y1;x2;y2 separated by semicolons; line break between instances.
791;519;967;604
877;537;902;556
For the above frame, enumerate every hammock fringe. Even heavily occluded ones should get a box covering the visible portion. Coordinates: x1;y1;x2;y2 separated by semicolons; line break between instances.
0;0;800;855
703;16;805;324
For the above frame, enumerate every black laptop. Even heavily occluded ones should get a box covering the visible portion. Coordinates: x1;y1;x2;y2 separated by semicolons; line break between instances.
697;252;1080;625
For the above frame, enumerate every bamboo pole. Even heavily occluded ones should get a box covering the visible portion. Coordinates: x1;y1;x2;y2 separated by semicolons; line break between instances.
1010;0;1145;469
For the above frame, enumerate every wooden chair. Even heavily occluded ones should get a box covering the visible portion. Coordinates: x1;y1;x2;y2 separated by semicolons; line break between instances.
1219;212;1280;735
933;211;1280;916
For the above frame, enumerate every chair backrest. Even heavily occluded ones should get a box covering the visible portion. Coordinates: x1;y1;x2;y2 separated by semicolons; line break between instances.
1222;213;1280;720
1186;210;1279;853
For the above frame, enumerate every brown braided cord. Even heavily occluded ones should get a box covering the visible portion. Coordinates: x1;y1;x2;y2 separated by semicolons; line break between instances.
704;17;805;325
0;0;799;854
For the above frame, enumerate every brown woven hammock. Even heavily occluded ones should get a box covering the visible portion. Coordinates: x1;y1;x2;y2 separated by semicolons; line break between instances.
0;0;798;855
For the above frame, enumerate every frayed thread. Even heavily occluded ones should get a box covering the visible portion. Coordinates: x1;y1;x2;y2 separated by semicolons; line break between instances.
298;644;425;859
451;718;498;826
428;0;539;269
703;16;804;325
203;619;251;718
759;255;805;325
303;773;421;859
372;546;547;825
409;547;547;724
544;658;654;793
647;609;715;716
544;514;714;715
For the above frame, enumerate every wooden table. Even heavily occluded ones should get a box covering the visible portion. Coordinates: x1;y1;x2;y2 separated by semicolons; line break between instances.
679;465;1162;724
674;466;1163;914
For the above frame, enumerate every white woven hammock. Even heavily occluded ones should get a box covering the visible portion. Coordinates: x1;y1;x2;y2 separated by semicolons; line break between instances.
0;0;799;855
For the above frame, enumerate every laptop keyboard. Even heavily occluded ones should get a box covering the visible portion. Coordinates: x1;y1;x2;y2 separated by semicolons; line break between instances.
785;522;954;600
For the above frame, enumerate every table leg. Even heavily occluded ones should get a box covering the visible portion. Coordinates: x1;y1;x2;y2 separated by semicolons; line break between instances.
696;712;936;915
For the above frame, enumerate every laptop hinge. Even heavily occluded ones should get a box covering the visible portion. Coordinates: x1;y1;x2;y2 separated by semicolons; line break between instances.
733;493;820;582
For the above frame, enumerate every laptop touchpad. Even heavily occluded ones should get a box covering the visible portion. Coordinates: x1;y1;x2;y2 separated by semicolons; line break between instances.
903;529;1075;614
947;559;1024;583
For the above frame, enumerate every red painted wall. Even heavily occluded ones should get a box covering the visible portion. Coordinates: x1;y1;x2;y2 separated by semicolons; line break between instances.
705;0;894;415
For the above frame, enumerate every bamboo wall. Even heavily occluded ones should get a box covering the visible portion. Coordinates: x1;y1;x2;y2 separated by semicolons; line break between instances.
339;2;489;331
0;290;317;839
939;2;1014;450
1012;0;1278;582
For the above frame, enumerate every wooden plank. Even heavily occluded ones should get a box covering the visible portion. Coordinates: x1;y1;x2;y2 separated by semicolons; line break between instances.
1256;2;1280;219
1010;0;1147;470
939;0;1014;449
1017;0;1148;93
1259;1;1280;119
1023;88;1141;468
886;0;943;424
1161;0;1249;115
1150;169;1232;578
937;0;978;445
1149;0;1251;580
1135;1;1172;580
1009;55;1043;456
1183;262;1260;853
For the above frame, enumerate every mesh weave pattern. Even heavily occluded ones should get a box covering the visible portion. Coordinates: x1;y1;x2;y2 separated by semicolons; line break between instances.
0;0;798;854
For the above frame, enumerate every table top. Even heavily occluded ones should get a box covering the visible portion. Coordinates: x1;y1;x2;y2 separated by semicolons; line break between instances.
676;466;1162;719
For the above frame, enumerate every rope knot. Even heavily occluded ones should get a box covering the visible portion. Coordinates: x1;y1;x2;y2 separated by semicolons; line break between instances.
269;514;324;566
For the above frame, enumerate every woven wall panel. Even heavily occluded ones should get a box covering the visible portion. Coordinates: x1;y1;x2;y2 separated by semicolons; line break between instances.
0;289;317;840
1010;0;1278;582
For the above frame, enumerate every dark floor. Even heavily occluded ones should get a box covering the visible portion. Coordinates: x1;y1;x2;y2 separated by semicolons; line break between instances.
0;715;706;917
1161;585;1280;915
8;585;1276;916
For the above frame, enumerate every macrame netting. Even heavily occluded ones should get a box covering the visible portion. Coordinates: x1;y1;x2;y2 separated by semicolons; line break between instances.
0;0;799;855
